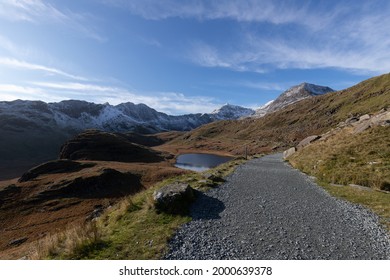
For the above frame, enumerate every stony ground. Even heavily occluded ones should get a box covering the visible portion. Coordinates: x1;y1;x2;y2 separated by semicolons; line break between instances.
164;154;390;260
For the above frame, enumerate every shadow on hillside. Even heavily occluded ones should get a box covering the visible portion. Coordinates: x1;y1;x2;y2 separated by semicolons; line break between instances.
190;192;225;220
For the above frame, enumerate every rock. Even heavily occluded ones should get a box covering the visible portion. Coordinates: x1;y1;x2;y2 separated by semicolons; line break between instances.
358;114;371;121
353;122;371;134
153;183;195;214
8;237;28;247
297;135;321;149
283;147;296;159
203;173;225;183
344;117;359;125
86;205;105;221
330;183;344;187
348;184;373;192
376;111;390;126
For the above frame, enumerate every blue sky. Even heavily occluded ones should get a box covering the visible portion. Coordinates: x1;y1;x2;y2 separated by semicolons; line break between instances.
0;0;389;115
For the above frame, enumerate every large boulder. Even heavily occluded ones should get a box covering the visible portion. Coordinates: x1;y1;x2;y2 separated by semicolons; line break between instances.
283;147;296;159
153;183;195;214
297;135;321;149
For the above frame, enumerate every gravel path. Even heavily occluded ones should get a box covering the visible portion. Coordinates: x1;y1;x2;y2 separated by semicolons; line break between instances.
164;153;390;259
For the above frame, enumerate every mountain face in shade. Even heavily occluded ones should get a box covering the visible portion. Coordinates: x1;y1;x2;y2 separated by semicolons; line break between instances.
253;83;334;117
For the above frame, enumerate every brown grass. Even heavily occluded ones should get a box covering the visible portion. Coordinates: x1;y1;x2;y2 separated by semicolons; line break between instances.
289;126;390;191
161;73;390;156
36;158;245;259
0;160;186;259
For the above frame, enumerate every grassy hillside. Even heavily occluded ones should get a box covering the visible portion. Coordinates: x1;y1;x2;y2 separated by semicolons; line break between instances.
288;123;390;230
289;126;390;191
162;73;390;155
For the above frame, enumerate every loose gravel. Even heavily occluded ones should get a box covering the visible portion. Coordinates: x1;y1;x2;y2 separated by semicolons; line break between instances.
164;153;390;259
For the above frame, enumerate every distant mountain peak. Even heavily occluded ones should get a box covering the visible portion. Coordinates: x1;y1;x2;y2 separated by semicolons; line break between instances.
253;83;334;118
211;104;255;119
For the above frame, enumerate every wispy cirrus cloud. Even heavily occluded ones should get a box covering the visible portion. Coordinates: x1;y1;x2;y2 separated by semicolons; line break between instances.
104;0;333;29
189;41;266;73
0;35;26;56
0;0;105;41
237;81;285;91
110;0;390;74
0;57;88;81
184;0;390;74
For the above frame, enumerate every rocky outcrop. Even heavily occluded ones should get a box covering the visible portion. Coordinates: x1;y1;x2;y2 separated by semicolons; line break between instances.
153;183;195;214
296;135;321;150
335;110;390;134
283;147;296;159
283;108;390;159
59;130;170;163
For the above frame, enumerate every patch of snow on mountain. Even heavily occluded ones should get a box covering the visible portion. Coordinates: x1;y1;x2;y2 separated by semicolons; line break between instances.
211;104;255;120
252;83;334;118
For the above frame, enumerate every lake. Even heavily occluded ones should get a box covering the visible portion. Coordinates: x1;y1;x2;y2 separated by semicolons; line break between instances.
174;153;232;172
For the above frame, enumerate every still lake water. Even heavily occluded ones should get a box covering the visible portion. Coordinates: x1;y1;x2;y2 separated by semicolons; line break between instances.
174;153;232;172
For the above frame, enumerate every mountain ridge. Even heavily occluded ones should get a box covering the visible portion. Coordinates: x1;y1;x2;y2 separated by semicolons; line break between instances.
253;82;334;117
162;73;390;156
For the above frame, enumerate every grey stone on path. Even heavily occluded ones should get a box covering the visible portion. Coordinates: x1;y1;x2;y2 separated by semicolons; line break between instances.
164;154;390;260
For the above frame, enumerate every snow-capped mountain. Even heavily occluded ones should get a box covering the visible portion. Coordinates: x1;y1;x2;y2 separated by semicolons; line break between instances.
0;99;254;135
0;99;254;177
210;104;255;120
253;83;334;118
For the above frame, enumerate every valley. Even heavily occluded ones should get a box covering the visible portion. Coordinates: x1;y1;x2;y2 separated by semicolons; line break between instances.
0;74;389;259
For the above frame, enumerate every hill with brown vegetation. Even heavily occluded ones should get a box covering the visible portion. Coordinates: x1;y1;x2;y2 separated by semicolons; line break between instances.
59;130;172;163
288;110;390;191
0;130;188;259
160;73;390;156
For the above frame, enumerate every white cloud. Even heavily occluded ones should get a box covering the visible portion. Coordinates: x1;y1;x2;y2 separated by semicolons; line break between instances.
0;35;24;56
238;81;285;91
6;81;222;115
32;82;120;92
105;0;328;28
143;92;221;115
0;0;105;41
185;1;390;74
189;41;266;73
0;57;87;81
0;84;43;95
112;0;390;74
0;83;69;102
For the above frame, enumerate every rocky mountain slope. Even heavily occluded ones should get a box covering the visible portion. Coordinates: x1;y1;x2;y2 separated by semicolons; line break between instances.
253;83;334;117
162;73;390;156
